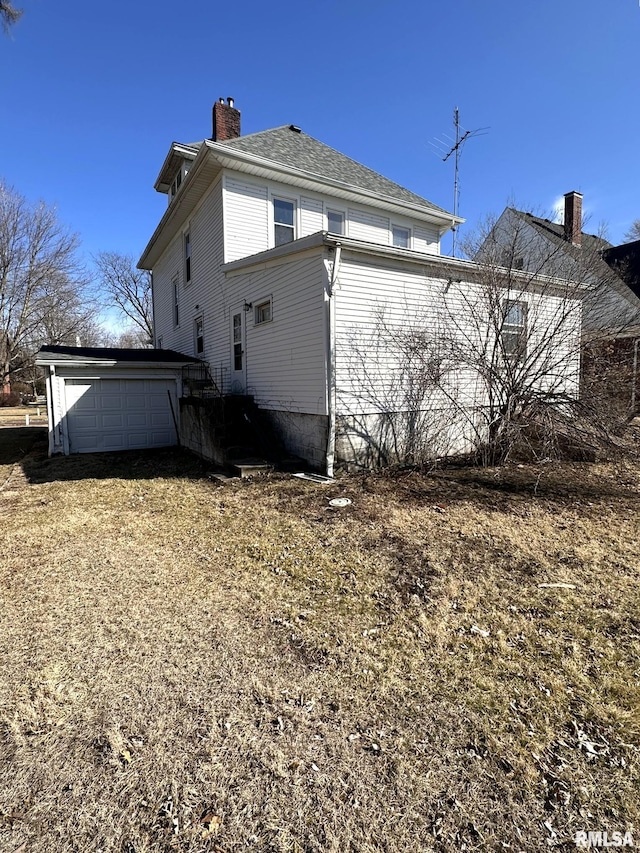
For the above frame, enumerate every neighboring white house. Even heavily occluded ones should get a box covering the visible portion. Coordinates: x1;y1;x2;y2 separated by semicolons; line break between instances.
484;192;640;339
136;99;585;473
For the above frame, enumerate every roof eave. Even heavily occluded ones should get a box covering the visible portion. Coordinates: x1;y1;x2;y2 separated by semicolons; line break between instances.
153;142;200;193
204;139;461;230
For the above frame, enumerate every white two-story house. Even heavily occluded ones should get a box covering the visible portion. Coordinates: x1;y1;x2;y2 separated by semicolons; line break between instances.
136;98;584;473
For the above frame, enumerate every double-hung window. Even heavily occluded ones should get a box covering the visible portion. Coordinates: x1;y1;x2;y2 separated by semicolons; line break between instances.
184;231;191;284
173;277;180;327
274;199;295;246
502;300;527;360
392;225;410;248
327;210;345;235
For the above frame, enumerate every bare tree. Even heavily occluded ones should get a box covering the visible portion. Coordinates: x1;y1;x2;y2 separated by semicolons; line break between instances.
0;180;96;393
93;251;153;345
0;1;22;33
623;219;640;243
336;210;638;468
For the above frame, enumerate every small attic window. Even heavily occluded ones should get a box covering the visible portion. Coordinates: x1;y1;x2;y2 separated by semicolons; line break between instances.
168;162;190;203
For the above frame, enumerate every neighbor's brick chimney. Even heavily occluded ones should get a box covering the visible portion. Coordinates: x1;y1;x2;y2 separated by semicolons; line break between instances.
212;97;240;141
564;191;583;247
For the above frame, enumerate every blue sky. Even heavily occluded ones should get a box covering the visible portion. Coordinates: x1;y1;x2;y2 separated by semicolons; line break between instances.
1;0;639;266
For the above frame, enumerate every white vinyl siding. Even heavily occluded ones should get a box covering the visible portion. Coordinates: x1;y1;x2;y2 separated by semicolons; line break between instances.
332;253;582;460
300;196;324;236
348;208;390;244
224;176;269;262
223;252;328;415
414;225;440;254
152;177;224;357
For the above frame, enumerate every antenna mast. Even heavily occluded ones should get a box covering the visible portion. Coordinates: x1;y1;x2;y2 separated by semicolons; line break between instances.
430;109;488;257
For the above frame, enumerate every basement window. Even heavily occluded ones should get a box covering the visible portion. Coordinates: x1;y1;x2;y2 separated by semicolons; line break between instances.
254;297;272;326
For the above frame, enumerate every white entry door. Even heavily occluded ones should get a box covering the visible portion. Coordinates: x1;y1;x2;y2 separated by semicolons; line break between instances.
230;308;246;393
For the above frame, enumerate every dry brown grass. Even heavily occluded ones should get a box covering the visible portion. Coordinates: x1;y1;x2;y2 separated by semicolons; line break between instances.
1;437;639;852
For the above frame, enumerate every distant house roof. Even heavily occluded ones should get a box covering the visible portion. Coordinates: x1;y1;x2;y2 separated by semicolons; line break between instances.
602;240;640;300
511;208;612;254
505;208;640;337
36;345;201;365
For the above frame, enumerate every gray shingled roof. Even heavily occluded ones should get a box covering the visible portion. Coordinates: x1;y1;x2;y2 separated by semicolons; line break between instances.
210;125;451;215
516;210;612;255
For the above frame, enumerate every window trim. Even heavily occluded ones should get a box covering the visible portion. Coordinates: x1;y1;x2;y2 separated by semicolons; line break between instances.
327;209;346;236
184;230;191;284
254;296;273;326
272;196;296;247
194;315;204;355
392;224;411;249
501;299;528;361
172;276;180;328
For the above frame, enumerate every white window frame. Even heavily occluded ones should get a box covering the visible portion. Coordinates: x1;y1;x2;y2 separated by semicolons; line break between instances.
392;224;411;249
194;315;204;355
254;296;273;326
184;229;192;284
273;197;296;247
172;276;180;328
502;299;528;360
327;209;346;235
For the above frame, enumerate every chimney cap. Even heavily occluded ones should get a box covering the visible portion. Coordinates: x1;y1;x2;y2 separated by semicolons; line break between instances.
564;190;583;199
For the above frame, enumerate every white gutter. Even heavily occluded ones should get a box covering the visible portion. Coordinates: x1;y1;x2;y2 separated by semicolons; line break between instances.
325;244;342;477
205;139;461;228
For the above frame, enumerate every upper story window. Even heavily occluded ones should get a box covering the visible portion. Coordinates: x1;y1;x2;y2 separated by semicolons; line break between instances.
392;225;411;248
327;210;345;235
173;277;180;327
184;231;191;284
168;162;190;204
502;300;527;360
274;199;295;246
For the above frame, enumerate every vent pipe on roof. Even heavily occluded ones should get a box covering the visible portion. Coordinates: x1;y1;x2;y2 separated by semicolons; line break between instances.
564;191;583;247
212;97;240;141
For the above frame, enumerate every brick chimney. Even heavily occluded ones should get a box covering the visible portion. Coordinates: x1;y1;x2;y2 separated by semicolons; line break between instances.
564;191;583;247
212;97;240;142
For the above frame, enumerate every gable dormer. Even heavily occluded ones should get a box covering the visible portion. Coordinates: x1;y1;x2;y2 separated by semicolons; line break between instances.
154;143;199;206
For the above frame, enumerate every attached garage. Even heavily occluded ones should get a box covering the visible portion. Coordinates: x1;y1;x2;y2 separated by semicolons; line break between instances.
36;346;202;456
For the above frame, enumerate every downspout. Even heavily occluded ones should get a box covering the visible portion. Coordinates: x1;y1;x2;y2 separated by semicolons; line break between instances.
325;243;342;477
632;337;640;414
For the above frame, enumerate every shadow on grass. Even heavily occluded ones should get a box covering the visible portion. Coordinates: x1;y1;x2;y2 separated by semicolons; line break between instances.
20;441;214;485
0;426;47;466
386;462;640;505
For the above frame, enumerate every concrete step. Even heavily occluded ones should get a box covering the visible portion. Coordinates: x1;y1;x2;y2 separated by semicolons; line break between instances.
229;458;273;479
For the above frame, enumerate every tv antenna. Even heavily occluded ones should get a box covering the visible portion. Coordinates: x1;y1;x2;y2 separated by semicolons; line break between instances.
429;108;488;256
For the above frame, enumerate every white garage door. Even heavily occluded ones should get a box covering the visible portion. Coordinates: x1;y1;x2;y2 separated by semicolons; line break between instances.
64;378;178;453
